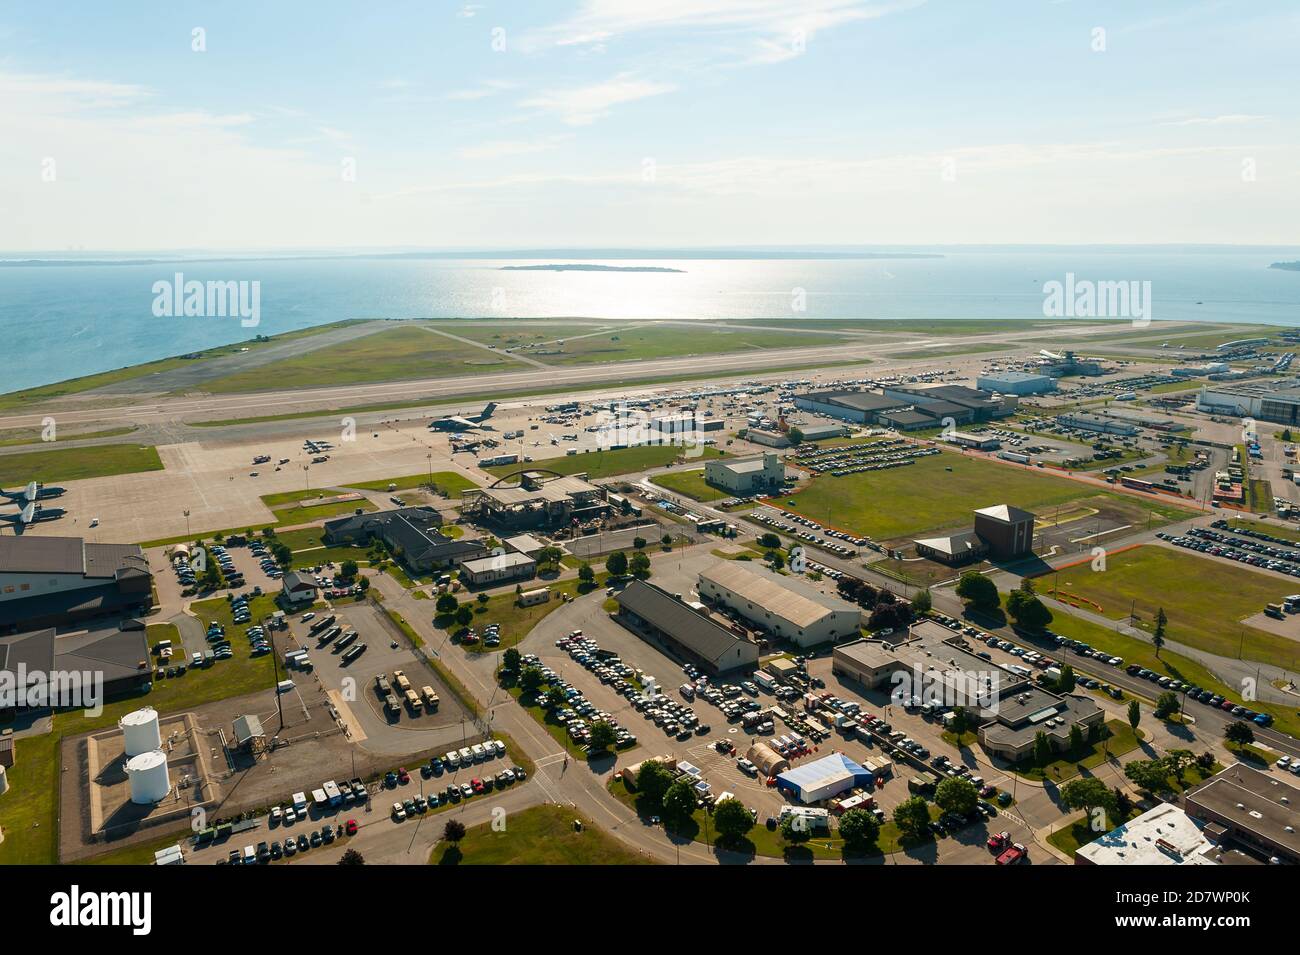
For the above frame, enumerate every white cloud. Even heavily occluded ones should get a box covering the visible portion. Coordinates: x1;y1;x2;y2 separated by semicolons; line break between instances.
519;73;675;125
456;136;569;160
1158;114;1271;127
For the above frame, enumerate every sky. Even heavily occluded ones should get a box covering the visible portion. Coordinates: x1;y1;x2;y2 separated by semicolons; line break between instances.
2;0;1298;251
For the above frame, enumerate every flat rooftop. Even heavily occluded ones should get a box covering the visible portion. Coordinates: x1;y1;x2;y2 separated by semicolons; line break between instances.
700;560;859;629
1185;763;1300;860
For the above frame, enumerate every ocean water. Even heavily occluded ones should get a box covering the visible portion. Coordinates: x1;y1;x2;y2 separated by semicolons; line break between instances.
1;248;1298;394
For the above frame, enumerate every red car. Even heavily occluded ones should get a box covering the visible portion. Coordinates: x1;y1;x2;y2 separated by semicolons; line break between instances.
996;843;1028;865
397;768;410;785
986;830;1010;853
345;819;358;836
471;778;485;794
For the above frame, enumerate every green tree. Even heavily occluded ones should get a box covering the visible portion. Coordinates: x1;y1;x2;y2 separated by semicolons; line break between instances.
786;427;804;446
476;592;489;605
630;551;652;579
955;571;999;611
837;807;881;849
442;819;466;843
588;721;617;753
912;589;932;615
272;541;292;569
635;760;673;806
1154;691;1180;720
435;593;459;616
633;536;647;550
934;777;978;816
892;797;931;841
502;647;521;672
712;799;755;845
662;780;697;830
1033;731;1052;766
454;605;474;628
339;559;359;580
358;576;370;592
577;562;595;585
1127;698;1141;733
1057;664;1076;693
605;550;628;577
949;706;968;738
779;813;812;845
1125;757;1171;793
1153;607;1167;657
1069;723;1084;753
337;848;365;865
544;686;566;711
766;550;785;570
661;533;673;547
1059;777;1116;827
758;532;781;549
1006;590;1052;630
519;666;544;695
1224;720;1255;748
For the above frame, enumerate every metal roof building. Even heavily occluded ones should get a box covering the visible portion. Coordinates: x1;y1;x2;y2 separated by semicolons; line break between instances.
698;560;862;648
777;752;873;804
614;579;759;674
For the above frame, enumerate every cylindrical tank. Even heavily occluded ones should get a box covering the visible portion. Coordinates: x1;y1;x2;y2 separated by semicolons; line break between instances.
0;763;9;796
126;750;170;804
119;707;162;757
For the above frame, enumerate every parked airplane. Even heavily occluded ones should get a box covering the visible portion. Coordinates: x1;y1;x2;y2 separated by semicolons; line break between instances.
0;502;67;532
1;481;67;503
429;401;497;432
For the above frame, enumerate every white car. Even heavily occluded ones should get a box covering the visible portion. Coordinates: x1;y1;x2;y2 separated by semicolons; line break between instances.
737;758;758;776
89;518;99;527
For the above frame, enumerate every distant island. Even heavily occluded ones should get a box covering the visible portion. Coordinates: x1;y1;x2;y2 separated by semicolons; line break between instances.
1269;261;1300;272
499;264;686;273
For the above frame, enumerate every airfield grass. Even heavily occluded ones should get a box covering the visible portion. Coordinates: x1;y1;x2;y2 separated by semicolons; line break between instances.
533;324;857;365
272;499;376;524
0;443;163;485
890;343;1014;360
432;803;653;865
778;451;1179;541
200;325;531;393
0;596;283;864
0;426;136;449
737;318;1084;336
1046;546;1300;671
649;469;727;501
348;471;479;495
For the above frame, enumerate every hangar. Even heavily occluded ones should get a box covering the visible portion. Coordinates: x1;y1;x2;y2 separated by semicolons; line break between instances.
697;560;862;648
613;579;759;675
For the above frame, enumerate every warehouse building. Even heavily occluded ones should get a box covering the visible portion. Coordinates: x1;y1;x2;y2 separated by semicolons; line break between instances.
698;560;862;648
776;752;873;804
0;537;153;635
1198;381;1300;426
977;371;1057;396
913;529;989;565
942;431;1001;451
796;423;852;442
881;384;1018;421
1183;764;1300;865
1;625;150;716
745;428;790;448
459;551;537;588
1055;412;1139;436
704;453;785;495
793;389;907;424
613;579;759;675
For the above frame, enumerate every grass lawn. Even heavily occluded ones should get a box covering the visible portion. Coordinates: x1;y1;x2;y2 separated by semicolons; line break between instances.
779;450;1185;541
199;324;531;393
523;323;856;366
259;488;349;508
0;443;163;485
453;572;609;652
1226;741;1282;768
1010;720;1144;782
432;803;654;865
486;445;723;481
273;499;376;524
1048;806;1143;857
348;471;479;495
1046;545;1300;671
649;469;727;501
0;425;137;449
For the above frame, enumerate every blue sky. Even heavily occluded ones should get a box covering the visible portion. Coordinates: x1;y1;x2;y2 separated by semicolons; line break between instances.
2;0;1297;249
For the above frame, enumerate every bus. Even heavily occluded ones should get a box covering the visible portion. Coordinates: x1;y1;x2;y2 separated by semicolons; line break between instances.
1120;476;1156;492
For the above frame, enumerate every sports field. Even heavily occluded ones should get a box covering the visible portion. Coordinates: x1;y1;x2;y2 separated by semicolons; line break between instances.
0;443;163;485
779;451;1177;541
1046;545;1300;669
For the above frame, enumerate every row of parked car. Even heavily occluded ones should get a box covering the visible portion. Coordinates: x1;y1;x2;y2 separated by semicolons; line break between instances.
1123;668;1276;726
249;539;284;581
226;823;356;864
1160;527;1300;577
